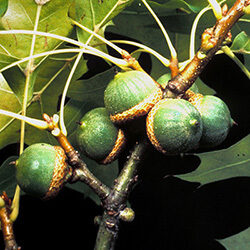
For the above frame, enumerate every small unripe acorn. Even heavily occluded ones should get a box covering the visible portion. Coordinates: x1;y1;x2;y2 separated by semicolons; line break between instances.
76;107;125;164
189;94;234;147
104;70;163;124
146;98;203;155
15;143;71;199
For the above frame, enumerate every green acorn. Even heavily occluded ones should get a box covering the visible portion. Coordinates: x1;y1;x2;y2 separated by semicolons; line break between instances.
188;94;234;147
15;143;71;199
76;107;125;164
146;98;203;155
104;70;163;124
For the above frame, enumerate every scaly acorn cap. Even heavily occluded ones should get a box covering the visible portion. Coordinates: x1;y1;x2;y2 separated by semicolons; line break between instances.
15;143;71;199
104;70;163;124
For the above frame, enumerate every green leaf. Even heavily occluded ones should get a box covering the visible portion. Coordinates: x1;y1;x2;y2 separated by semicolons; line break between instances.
3;66;37;104
219;227;250;250
68;67;115;102
0;0;74;70
0;156;17;198
0;54;88;150
0;0;8;17
75;0;133;50
177;135;250;185
230;31;250;54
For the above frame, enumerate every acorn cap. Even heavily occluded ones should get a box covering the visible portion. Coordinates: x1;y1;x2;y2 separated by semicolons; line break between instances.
104;71;163;124
16;143;71;199
101;129;125;164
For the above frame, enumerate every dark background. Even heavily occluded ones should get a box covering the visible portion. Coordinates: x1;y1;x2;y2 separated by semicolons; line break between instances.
0;41;249;249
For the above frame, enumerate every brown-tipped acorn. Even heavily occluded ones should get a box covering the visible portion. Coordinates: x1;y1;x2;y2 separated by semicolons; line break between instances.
104;70;163;124
15;143;72;199
76;107;126;164
146;98;203;155
188;94;234;147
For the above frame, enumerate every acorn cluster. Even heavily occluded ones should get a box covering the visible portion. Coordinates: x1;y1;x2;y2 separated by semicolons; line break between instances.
15;70;234;199
76;70;234;159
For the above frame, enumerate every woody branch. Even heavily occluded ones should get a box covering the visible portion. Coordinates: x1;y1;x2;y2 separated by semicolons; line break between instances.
165;0;250;97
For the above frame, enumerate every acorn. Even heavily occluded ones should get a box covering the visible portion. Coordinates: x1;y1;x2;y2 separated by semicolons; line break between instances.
188;94;234;147
146;98;203;155
104;70;163;124
75;107;126;164
15;143;72;199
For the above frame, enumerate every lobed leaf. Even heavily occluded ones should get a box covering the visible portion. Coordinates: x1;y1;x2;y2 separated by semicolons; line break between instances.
177;135;250;185
75;0;134;50
0;0;74;70
219;227;250;250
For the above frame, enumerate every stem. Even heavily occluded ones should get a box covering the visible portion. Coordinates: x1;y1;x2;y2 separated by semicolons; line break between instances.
20;4;41;152
10;5;42;225
59;52;83;136
94;140;149;250
70;165;110;201
0;193;20;250
0;207;19;250
43;114;110;200
0;30;129;69
221;46;250;79
141;0;177;59
189;1;226;59
166;0;250;97
0;109;49;129
72;19;124;55
94;213;116;250
0;48;128;74
208;0;223;19
190;5;211;59
110;40;170;67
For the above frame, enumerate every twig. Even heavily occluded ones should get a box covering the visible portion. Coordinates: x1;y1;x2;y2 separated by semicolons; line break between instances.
42;114;110;201
0;193;20;250
165;0;250;97
94;140;149;250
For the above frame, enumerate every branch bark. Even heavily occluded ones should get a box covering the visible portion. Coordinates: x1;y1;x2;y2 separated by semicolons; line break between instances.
0;193;20;250
43;114;110;201
94;140;148;250
165;0;250;98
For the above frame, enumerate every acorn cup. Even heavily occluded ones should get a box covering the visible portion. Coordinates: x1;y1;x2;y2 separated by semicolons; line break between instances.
146;98;203;155
188;94;234;147
75;107;126;164
15;143;72;199
104;70;163;124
